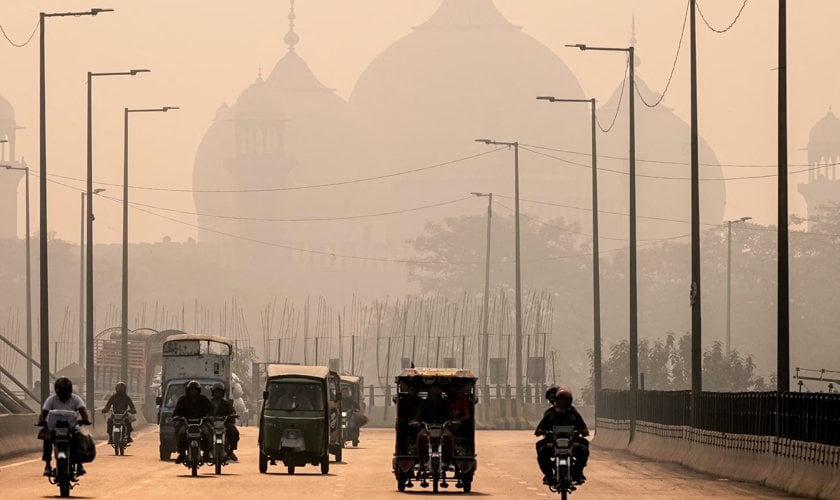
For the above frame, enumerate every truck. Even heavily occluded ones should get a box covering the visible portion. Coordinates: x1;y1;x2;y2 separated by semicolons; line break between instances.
155;334;233;461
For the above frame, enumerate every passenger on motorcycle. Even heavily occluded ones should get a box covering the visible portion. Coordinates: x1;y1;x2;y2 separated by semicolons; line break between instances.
102;382;137;444
534;388;590;485
410;384;455;466
208;382;240;461
172;380;213;464
37;377;91;477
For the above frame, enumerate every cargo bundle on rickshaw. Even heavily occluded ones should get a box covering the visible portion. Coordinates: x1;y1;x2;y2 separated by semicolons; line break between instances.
258;364;343;475
392;367;477;493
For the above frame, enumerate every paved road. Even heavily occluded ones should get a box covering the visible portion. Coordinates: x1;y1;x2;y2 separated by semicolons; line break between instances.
0;426;802;499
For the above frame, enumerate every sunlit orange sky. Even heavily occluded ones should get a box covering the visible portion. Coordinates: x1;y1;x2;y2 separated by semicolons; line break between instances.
1;0;838;244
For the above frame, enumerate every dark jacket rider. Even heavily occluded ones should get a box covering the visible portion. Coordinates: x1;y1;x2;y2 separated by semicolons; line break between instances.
209;382;240;461
102;381;137;444
535;388;590;485
172;380;213;463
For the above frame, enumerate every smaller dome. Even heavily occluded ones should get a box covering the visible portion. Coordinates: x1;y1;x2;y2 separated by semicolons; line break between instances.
0;94;15;122
213;102;231;121
809;108;840;146
231;76;284;118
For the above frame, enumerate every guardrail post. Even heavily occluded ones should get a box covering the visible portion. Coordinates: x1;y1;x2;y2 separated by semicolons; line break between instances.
368;384;375;409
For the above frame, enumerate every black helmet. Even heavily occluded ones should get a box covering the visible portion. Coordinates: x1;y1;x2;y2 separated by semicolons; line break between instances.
211;382;225;395
55;377;73;402
115;381;127;393
186;380;202;393
545;385;559;401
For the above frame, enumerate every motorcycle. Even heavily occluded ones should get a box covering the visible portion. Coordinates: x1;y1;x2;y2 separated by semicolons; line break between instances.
209;414;237;475
172;416;209;477
341;409;361;447
107;409;133;456
43;409;92;498
544;425;586;499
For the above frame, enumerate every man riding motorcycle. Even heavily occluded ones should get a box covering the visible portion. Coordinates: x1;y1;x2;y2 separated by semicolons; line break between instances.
208;382;240;461
534;387;590;485
102;381;137;444
37;377;91;477
172;380;213;464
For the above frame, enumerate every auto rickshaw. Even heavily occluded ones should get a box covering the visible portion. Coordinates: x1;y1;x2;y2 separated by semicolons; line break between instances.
258;364;343;474
340;375;365;447
392;367;477;493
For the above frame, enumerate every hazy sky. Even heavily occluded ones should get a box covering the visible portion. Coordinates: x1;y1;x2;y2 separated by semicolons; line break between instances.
1;0;838;244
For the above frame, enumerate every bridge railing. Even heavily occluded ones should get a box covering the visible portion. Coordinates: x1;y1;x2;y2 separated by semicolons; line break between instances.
597;389;840;446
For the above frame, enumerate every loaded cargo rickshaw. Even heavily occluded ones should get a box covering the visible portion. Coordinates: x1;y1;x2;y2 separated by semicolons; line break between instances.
392;367;478;493
258;364;343;474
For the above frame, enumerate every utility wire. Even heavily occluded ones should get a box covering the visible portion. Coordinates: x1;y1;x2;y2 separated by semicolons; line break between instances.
46;148;503;194
637;0;690;108
0;20;39;47
519;145;827;181
597;57;630;133
696;0;750;34
97;195;474;222
522;143;825;169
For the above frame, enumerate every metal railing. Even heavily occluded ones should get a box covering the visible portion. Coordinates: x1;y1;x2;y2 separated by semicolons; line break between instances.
598;389;840;446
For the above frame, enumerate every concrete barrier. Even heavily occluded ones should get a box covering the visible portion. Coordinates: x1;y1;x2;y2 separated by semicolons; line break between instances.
594;418;840;500
0;411;149;460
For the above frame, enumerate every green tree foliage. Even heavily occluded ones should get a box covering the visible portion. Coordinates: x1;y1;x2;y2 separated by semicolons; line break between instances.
580;332;767;403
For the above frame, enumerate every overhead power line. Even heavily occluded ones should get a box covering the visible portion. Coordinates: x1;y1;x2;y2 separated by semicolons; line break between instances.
0;20;39;47
597;57;629;133
637;0;690;108
97;195;475;222
696;0;750;34
46;148;503;194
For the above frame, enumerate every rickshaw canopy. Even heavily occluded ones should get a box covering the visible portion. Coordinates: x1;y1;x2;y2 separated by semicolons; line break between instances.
266;364;332;379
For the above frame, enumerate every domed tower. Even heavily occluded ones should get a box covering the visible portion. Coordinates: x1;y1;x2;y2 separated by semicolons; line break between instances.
350;0;591;245
797;107;840;229
192;0;361;247
595;25;725;244
0;93;25;241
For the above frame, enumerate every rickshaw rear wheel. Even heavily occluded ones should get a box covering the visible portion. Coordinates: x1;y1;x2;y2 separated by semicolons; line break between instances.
335;447;342;463
258;452;268;473
320;455;330;474
287;465;295;475
462;474;473;493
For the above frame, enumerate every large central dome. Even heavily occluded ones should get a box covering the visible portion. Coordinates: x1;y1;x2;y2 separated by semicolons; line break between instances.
350;0;591;242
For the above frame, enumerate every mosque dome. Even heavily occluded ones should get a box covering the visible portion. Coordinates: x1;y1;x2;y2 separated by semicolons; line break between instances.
807;108;840;165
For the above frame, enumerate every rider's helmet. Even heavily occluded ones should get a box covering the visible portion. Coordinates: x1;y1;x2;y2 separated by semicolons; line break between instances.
55;377;73;402
211;382;225;396
545;385;559;402
186;380;202;394
554;388;573;404
115;381;127;393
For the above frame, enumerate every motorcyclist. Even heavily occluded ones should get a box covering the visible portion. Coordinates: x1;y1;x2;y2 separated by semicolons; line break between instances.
102;381;137;444
172;380;213;464
534;387;590;485
342;386;362;444
208;382;240;461
37;377;91;477
411;384;455;466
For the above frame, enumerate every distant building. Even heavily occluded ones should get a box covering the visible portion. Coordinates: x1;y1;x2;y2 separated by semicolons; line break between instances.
190;0;728;298
0;93;25;241
798;108;840;230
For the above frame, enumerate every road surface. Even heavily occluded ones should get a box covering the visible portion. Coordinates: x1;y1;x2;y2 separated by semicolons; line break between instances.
0;426;802;499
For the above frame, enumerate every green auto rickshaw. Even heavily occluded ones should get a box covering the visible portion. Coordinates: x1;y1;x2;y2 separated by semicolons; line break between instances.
258;364;343;474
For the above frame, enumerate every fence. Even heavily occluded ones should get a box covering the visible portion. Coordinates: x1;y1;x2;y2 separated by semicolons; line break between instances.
598;389;840;446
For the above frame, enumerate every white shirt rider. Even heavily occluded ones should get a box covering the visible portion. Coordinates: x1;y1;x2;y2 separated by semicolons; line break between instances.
42;393;86;428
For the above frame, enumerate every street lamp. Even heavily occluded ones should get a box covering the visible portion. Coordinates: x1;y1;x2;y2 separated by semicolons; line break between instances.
536;95;603;406
121;106;178;386
475;139;523;400
86;69;148;419
725;216;751;357
471;191;493;395
39;6;113;402
2;163;32;389
78;188;105;371
567;42;638;437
